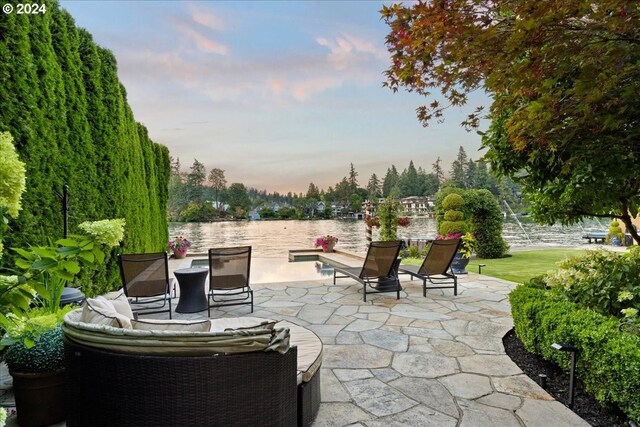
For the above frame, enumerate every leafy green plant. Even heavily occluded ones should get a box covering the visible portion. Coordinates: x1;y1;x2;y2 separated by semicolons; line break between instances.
3;323;67;373
11;218;125;313
543;248;640;324
377;198;401;241
438;193;469;236
0;131;26;260
510;283;640;420
606;220;624;245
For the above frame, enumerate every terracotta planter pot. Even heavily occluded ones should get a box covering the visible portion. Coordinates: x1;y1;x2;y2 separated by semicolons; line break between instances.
322;243;335;253
11;369;66;427
172;251;187;259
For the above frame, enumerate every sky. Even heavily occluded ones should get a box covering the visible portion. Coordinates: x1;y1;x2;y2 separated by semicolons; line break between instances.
60;0;487;194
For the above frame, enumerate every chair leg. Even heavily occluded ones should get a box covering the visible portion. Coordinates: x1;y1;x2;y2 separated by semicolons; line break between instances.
363;283;367;302
250;290;254;313
207;294;211;318
333;271;336;285
423;278;427;297
168;298;172;320
453;276;458;296
396;279;400;300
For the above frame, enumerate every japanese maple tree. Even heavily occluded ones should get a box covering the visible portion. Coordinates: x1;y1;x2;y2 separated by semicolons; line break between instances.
382;0;640;242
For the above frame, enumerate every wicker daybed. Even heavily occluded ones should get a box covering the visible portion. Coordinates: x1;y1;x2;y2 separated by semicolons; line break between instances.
62;297;322;427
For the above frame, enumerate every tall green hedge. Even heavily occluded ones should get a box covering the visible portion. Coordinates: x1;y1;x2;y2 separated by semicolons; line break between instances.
0;1;170;293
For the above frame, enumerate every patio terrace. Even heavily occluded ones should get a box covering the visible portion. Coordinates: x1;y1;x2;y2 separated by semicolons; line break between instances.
0;257;589;426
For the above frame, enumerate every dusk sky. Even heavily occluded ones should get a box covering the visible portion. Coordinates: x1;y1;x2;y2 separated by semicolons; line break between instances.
61;1;487;194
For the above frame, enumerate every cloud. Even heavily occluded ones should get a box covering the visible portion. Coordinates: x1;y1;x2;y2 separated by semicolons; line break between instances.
173;20;228;55
187;3;225;31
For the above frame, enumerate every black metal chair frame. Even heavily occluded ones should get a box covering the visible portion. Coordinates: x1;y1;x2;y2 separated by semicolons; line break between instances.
332;240;403;302
208;246;254;316
398;238;460;297
118;252;173;319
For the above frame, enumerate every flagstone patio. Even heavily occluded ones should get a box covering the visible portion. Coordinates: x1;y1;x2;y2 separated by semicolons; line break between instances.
168;260;590;427
0;261;590;426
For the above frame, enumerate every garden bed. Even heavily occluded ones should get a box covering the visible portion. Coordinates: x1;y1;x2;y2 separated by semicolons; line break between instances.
503;329;629;427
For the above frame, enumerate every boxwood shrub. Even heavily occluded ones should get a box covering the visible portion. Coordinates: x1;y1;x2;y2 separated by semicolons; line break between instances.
510;283;640;421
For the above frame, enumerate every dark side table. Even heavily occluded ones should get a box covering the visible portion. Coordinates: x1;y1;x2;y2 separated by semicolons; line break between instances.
174;267;209;313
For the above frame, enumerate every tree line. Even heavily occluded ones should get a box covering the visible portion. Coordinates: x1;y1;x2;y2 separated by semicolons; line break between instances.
168;147;522;222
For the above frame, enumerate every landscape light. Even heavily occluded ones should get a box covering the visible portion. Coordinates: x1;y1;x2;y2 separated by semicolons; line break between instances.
478;264;486;274
551;342;578;408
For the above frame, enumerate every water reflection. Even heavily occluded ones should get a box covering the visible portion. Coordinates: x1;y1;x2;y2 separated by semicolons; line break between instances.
169;218;605;258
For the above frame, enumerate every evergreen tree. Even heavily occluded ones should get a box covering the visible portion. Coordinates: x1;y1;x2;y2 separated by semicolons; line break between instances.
306;182;320;200
348;163;358;193
399;160;421;196
450;146;468;188
366;173;382;200
186;159;206;202
432;157;444;184
465;159;476;189
382;165;400;197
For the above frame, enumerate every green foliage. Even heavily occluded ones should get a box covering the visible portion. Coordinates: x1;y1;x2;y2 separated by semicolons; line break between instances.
0;131;26;220
0;1;170;289
179;201;219;222
465;189;508;258
510;284;640;420
441;193;464;211
377;198;400;241
438;193;469;236
3;325;66;373
443;210;463;222
382;0;640;244
606;220;624;245
543;248;640;324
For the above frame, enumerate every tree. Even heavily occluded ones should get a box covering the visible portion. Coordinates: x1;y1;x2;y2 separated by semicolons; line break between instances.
225;183;251;218
449;147;468;189
208;168;227;208
306;183;320;200
367;174;382;200
432;157;444;185
399;160;422;196
382;166;400;197
186;159;206;203
382;1;640;243
348;163;359;193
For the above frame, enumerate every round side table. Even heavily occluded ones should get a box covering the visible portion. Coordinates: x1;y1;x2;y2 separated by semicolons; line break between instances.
174;267;209;313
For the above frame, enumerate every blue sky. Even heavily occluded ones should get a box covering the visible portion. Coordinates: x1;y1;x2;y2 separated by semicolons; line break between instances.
60;1;487;193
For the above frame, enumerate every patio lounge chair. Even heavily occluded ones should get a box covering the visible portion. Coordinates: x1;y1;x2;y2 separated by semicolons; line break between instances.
208;246;254;315
398;238;460;297
333;240;403;302
118;252;173;319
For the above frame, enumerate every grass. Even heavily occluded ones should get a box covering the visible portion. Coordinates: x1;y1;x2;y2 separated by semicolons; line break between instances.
403;249;588;284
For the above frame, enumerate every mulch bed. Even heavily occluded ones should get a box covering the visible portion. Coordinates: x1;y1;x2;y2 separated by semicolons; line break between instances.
502;329;632;427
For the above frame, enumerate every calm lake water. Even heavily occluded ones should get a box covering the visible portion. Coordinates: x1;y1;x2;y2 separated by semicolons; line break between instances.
169;218;605;258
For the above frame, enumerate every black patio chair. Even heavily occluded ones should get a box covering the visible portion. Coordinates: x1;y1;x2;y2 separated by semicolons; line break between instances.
208;246;254;316
118;252;173;319
333;240;403;302
398;238;460;296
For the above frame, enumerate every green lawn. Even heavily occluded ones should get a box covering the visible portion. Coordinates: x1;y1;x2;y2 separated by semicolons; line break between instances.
403;249;588;284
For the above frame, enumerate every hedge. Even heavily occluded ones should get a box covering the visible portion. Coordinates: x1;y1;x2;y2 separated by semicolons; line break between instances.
0;1;170;294
510;284;640;421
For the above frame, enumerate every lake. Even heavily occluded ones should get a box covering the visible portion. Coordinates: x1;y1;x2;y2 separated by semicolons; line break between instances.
168;218;605;257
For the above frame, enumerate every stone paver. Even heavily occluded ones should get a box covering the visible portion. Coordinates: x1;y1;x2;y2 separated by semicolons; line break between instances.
3;260;584;427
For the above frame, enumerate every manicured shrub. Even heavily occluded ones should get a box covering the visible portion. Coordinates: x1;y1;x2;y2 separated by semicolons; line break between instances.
606;220;624;245
438;193;468;236
465;189;508;258
510;284;640;420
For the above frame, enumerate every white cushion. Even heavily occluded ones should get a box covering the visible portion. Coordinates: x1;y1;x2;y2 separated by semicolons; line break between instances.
279;321;323;384
81;297;132;329
131;319;211;332
105;292;134;319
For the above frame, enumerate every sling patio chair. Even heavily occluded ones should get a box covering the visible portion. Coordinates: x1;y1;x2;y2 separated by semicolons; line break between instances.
397;238;461;297
208;246;254;316
333;240;403;302
118;252;173;319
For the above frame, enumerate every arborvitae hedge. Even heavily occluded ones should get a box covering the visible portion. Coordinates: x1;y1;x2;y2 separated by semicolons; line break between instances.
0;1;170;293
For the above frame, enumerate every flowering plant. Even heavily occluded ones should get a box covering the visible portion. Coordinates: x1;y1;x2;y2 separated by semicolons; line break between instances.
364;215;410;228
315;235;338;251
167;236;191;255
436;231;476;258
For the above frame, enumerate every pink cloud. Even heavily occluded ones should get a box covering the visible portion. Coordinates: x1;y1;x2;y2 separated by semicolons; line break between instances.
187;3;225;31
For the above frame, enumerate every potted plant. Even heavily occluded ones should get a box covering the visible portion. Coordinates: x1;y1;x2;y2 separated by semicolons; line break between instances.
168;235;191;258
436;232;476;274
315;235;338;253
0;218;125;427
606;220;624;246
